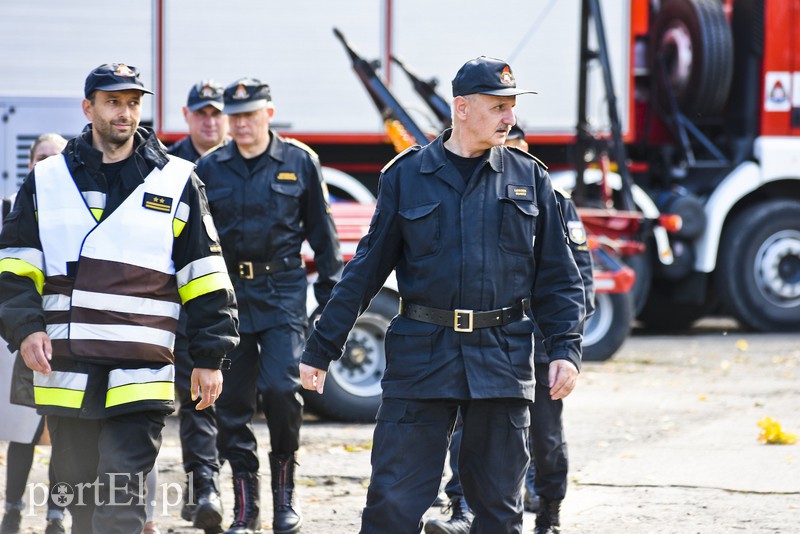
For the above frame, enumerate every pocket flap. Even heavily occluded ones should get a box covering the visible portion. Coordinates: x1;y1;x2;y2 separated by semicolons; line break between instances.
399;201;440;221
501;197;539;217
390;315;440;336
508;406;531;429
376;399;408;422
205;186;233;202
502;317;536;336
271;182;302;197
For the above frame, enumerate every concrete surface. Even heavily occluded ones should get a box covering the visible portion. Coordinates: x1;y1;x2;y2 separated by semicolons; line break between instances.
2;318;798;533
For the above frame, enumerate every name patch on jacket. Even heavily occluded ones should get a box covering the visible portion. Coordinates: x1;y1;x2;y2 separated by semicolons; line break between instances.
142;193;173;213
277;172;297;181
507;184;534;201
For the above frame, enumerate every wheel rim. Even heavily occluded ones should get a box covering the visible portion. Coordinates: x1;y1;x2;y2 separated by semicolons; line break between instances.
584;293;613;347
329;312;387;397
754;230;800;307
659;21;693;97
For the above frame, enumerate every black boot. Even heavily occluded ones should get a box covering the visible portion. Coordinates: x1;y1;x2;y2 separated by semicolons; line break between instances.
225;472;261;534
192;466;224;533
534;498;561;534
0;508;21;534
423;497;473;534
269;452;302;534
181;475;194;522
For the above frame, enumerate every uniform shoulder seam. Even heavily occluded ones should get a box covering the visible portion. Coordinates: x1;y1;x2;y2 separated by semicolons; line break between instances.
381;145;421;173
507;146;548;170
284;137;319;158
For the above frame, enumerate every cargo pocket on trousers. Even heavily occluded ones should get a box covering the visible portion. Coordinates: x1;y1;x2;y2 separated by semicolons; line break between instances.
399;201;441;258
384;316;437;379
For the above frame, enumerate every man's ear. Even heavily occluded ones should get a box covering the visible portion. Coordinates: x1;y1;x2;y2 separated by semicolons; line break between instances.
82;99;93;122
452;95;468;120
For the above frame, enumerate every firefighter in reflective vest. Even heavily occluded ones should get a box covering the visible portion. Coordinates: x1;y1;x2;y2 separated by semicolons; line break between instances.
0;63;239;534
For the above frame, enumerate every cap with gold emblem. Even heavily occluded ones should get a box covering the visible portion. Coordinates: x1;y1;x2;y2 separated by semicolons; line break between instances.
452;56;537;98
223;78;271;115
84;63;153;98
187;79;224;111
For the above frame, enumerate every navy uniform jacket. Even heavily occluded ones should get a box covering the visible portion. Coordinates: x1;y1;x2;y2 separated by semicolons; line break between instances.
168;135;202;163
533;189;595;365
303;131;585;401
196;131;343;334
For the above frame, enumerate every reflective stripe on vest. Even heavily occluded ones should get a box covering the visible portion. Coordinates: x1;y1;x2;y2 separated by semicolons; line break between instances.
106;365;175;408
33;370;88;409
35;154;194;364
0;247;46;294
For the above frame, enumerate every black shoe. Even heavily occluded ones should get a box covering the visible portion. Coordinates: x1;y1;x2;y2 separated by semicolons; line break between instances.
270;452;302;534
533;498;561;534
192;467;224;532
424;497;473;534
0;509;21;534
225;472;261;534
44;518;66;534
181;476;195;522
524;489;541;513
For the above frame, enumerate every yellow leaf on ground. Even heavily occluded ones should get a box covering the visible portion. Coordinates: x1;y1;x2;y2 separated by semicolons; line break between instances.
757;417;798;445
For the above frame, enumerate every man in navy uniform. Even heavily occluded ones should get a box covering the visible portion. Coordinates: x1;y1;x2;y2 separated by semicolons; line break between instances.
424;124;595;534
197;78;343;534
301;57;585;534
169;80;229;162
168;79;230;533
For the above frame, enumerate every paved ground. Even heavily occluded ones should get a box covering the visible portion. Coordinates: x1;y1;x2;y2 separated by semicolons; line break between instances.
2;318;799;533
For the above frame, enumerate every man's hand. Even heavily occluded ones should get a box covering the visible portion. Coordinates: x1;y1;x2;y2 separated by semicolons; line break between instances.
191;368;223;410
300;362;327;394
20;331;52;374
548;359;579;400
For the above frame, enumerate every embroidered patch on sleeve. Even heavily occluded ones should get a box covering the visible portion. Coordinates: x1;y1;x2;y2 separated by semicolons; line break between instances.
143;193;173;213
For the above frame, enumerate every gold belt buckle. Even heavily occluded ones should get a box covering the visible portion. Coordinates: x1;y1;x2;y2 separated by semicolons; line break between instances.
454;309;474;333
239;261;254;279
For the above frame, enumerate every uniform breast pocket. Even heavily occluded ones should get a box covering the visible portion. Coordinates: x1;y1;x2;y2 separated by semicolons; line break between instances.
399;201;440;258
270;182;302;221
499;198;539;256
205;186;235;228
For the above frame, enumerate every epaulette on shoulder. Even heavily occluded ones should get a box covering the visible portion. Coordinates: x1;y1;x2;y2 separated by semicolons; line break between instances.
284;137;319;158
553;187;571;200
507;146;548;170
381;145;421;173
198;143;224;162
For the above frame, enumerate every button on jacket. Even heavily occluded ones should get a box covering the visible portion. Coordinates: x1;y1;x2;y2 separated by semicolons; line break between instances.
303;130;585;401
196;131;343;333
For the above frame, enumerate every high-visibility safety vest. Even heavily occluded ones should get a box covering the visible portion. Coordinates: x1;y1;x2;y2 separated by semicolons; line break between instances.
31;154;197;410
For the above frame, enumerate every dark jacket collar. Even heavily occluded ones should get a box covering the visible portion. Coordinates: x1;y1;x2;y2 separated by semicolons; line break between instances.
68;124;169;170
214;129;285;166
419;129;505;193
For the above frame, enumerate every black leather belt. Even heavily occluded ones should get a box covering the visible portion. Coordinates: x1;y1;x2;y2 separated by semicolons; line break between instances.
399;298;529;333
236;257;304;279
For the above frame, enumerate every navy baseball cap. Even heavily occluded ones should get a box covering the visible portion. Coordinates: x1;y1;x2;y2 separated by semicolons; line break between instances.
452;57;537;98
84;63;153;98
187;80;224;111
223;78;271;114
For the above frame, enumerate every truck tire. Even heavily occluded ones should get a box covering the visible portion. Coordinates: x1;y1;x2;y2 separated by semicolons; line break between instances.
716;200;800;332
650;0;733;117
637;279;710;330
583;292;633;362
303;291;398;421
